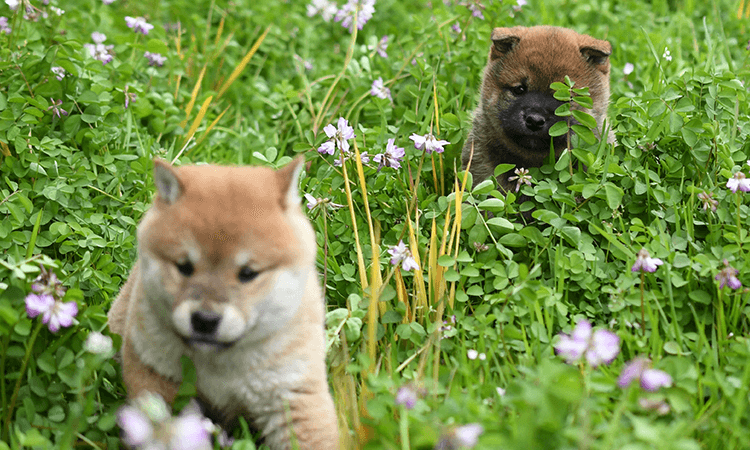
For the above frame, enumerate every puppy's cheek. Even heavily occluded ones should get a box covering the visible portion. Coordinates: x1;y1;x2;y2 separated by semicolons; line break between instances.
172;300;199;337
216;305;251;342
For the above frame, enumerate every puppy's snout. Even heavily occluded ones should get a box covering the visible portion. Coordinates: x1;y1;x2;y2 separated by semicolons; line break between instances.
191;310;222;335
523;111;546;132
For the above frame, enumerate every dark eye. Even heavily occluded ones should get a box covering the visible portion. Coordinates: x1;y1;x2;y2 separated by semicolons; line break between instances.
176;260;194;277
238;266;259;283
509;84;527;96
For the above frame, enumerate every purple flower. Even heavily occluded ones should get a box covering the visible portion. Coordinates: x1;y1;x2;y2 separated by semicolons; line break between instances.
318;117;355;155
451;23;461;34
374;35;388;57
51;66;66;81
84;42;114;64
304;193;343;212
727;171;750;193
618;357;673;392
409;133;450;154
124;85;137;109
466;2;485;19
125;16;154;35
47;99;68;119
370;77;392;100
0;16;11;34
555;319;620;367
513;0;528;11
697;191;718;212
373;138;404;170
5;0;19;11
631;248;663;273
307;0;338;21
388;240;419;271
25;292;77;333
334;0;376;33
91;31;107;44
102;0;115;3
144;51;167;67
395;385;417;409
638;397;671;415
716;259;741;290
623;62;634;76
508;167;532;192
118;392;212;450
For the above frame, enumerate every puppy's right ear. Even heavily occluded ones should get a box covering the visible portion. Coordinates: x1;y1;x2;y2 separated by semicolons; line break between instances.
153;159;183;205
490;28;520;61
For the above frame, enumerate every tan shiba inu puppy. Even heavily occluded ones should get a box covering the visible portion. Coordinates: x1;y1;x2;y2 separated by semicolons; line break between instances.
462;25;612;190
107;157;339;450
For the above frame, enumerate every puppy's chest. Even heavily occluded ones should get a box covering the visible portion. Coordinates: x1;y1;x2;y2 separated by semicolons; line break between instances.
194;351;307;415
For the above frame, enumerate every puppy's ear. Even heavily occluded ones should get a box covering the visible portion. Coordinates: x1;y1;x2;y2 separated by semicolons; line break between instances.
276;155;306;211
490;28;520;61
153;159;183;205
579;37;612;72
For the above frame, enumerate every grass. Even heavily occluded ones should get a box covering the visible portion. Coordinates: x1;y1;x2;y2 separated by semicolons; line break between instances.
1;0;750;448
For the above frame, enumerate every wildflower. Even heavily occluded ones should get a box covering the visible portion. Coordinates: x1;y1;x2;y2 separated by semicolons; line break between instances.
555;319;620;367
25;268;78;333
747;40;750;51
508;167;532;192
318;117;355;156
638;397;670;415
144;51;167;67
373;35;388;57
102;0;116;4
727;171;750;193
435;423;484;449
307;0;338;21
51;66;66;81
373;138;405;170
473;242;489;252
618;357;673;392
451;23;461;34
335;0;376;33
465;2;485;20
388;240;419;271
91;31;107;44
5;0;18;11
117;392;212;450
124;85;137;109
716;259;741;290
513;0;527;11
125;16;154;35
467;349;478;360
84;331;114;355
623;62;634;75
47;98;68;119
370;77;392;100
409;132;450;154
293;54;313;71
50;6;63;15
631;248;663;273
0;16;10;34
496;387;506;397
304;193;344;211
84;42;114;64
395;385;417;410
697;191;718;212
662;47;672;61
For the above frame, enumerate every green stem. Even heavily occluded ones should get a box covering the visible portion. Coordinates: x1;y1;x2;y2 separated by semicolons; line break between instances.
399;408;410;450
640;271;645;336
4;321;44;438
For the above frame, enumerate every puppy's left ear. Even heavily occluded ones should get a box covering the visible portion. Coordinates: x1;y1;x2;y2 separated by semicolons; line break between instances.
276;155;306;210
153;159;184;205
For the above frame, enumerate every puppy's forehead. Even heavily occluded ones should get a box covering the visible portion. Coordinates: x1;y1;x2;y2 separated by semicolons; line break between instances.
500;28;599;87
164;165;294;262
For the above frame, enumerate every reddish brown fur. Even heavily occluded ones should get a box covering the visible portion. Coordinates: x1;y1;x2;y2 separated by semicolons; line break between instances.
462;26;612;190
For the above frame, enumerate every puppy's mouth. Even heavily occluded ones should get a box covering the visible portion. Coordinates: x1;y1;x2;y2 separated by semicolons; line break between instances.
508;132;566;152
182;335;235;351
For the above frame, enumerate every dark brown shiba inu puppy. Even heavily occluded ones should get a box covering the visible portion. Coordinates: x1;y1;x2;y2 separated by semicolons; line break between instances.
461;26;612;190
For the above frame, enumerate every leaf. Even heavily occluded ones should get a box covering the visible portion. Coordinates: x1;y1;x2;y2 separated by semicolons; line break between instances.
549;121;569;137
571;110;598;129
603;183;624;210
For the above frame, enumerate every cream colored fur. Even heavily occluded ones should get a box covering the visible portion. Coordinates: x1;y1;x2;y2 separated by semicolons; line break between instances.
107;157;340;449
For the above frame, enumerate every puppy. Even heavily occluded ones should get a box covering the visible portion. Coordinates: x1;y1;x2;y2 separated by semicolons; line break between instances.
461;25;612;190
107;158;340;450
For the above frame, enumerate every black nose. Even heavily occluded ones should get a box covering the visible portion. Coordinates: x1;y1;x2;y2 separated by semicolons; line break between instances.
524;112;546;132
191;310;222;335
